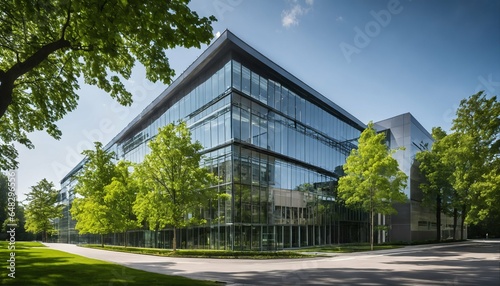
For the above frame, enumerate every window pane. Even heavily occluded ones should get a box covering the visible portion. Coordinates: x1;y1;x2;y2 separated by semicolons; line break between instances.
218;67;225;95
267;80;275;108
260;77;267;104
212;73;218;101
288;91;296;117
232;61;241;90
274;83;281;112
242;66;251;95
241;108;250;143
232;107;241;140
251;71;259;100
225;61;231;91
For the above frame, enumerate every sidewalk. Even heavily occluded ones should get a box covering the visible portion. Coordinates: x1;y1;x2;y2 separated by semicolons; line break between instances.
297;240;475;257
44;240;499;286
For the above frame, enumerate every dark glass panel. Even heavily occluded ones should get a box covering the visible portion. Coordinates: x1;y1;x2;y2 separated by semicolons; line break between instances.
232;61;241;90
242;66;250;95
251;71;259;100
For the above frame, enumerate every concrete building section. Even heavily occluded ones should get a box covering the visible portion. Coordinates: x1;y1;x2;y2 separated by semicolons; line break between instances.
375;113;464;242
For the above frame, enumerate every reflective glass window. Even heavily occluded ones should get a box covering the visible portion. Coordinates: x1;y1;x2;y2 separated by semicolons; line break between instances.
225;110;231;142
259;116;268;149
241;108;250;143
225;61;231;91
242;66;251;95
251;71;259;100
267;80;275;109
281;87;289;115
267;113;275;151
232;61;241;90
259;77;268;104
211;73;218;101
232;107;241;140
218;68;225;95
288;91;296;117
274;82;281;112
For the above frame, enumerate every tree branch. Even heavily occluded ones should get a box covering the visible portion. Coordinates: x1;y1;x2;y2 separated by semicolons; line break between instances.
60;1;72;40
5;38;71;83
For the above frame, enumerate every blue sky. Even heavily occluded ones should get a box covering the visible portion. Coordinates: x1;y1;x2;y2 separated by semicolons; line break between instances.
13;0;500;201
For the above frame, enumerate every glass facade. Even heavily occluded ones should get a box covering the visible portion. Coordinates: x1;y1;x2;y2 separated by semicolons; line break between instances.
57;31;370;249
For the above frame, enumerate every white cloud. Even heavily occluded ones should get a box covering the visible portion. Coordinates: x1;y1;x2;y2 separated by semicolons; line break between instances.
215;31;221;38
336;16;344;22
281;0;313;28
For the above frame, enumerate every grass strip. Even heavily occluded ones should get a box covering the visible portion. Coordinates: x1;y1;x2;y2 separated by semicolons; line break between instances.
82;244;313;259
0;241;221;286
295;243;405;253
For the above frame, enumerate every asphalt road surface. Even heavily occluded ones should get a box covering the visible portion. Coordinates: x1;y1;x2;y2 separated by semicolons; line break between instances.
46;240;499;285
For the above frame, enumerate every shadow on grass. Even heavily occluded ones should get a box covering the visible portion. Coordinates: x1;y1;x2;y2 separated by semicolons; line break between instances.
0;242;220;286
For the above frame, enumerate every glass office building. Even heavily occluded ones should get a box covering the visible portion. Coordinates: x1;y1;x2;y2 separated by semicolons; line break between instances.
57;30;371;250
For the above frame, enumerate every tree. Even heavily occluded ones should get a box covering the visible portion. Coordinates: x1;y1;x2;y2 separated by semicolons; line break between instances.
442;91;500;238
133;121;219;251
24;179;64;242
416;127;457;240
103;160;140;247
70;142;116;247
0;172;8;233
338;122;408;250
0;0;216;170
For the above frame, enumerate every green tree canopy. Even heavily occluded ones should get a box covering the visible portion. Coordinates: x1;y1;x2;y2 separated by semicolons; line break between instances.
24;179;64;242
0;0;216;170
0;172;8;229
70;141;116;246
103;160;140;246
338;122;408;250
442;91;500;227
416;127;458;240
133;121;219;251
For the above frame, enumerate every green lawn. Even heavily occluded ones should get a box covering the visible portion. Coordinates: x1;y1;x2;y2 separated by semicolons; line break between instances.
83;244;311;259
0;241;221;286
295;243;404;253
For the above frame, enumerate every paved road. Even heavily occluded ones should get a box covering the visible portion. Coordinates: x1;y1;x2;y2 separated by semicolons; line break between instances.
46;240;499;285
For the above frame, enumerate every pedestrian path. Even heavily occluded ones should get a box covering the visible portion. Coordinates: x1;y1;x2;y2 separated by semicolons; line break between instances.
44;240;496;286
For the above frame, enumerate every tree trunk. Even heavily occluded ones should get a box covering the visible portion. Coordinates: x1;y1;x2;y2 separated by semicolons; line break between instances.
436;194;442;242
124;231;127;248
101;234;104;247
453;208;458;240
370;210;374;251
173;226;177;251
0;76;14;119
154;229;158;248
460;204;466;240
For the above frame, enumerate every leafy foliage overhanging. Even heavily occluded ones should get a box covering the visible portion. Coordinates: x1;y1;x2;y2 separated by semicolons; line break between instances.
0;0;216;170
